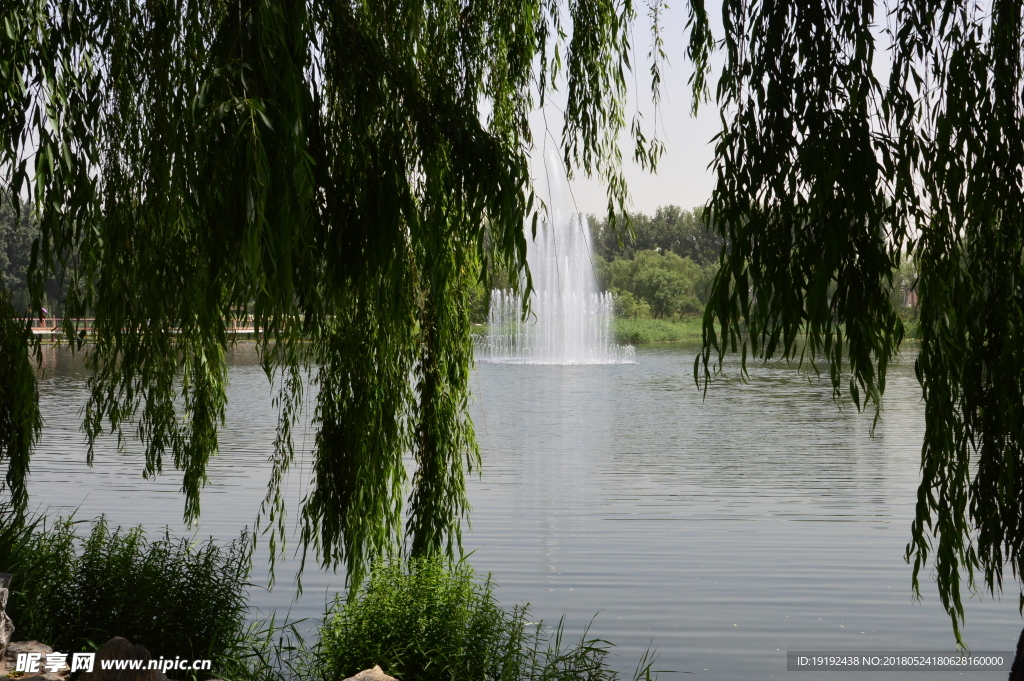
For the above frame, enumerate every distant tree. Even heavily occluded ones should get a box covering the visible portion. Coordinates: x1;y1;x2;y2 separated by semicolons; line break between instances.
609;290;651;320
0;193;61;315
890;258;919;317
590;205;724;266
599;250;708;318
0;196;34;313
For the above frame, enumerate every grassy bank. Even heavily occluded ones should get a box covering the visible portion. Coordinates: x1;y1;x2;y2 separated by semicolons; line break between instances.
614;317;927;345
473;318;703;345
613;317;702;345
481;314;919;347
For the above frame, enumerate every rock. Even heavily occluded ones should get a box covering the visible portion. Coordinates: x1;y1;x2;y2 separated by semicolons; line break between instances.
0;640;69;681
0;636;176;681
79;637;168;681
0;573;13;661
343;666;398;681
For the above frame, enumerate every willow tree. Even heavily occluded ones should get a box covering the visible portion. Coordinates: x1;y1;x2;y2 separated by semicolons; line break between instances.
689;0;1024;643
0;0;661;586
5;0;1024;644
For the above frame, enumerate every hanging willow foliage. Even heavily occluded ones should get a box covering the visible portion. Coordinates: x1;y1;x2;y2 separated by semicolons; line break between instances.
8;0;1023;642
691;0;1024;643
0;0;657;586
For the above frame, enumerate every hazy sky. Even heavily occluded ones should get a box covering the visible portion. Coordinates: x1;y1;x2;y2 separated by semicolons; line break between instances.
533;1;898;218
530;3;724;218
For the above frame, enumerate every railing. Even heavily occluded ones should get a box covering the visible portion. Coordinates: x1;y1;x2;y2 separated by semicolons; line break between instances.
28;318;94;335
25;318;257;336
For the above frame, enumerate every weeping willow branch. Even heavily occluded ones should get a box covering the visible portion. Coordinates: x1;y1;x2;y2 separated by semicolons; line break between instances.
690;0;1024;644
1;0;654;586
0;284;39;513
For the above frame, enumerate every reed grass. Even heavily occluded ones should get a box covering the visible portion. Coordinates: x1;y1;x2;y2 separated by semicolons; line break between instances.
0;499;44;585
0;504;251;667
215;616;312;681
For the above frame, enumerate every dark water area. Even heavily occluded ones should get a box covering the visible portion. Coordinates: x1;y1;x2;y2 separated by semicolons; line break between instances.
26;343;1024;679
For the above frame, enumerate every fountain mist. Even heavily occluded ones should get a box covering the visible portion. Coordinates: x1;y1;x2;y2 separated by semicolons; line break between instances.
475;152;635;365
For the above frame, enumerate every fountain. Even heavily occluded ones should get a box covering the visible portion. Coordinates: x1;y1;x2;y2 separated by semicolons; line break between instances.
474;151;635;365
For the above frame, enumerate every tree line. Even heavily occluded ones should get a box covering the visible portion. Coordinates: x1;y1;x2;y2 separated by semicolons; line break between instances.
470;205;919;326
594;206;920;327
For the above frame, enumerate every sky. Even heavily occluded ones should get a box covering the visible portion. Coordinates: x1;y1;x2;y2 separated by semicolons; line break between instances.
529;2;725;218
534;0;901;218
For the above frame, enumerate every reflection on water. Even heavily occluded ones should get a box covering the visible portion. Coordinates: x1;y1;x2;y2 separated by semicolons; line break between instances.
26;343;1024;679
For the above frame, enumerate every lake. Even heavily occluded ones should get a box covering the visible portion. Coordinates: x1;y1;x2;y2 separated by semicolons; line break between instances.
26;343;1023;679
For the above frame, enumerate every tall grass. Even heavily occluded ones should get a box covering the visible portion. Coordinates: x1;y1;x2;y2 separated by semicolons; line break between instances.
0;505;251;666
215;616;312;681
319;556;657;681
0;499;44;586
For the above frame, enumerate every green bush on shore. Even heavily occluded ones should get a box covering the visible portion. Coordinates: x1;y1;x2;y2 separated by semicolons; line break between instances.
218;557;659;681
318;556;657;681
319;558;511;681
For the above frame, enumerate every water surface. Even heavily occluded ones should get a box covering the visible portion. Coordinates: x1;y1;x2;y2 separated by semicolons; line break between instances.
26;343;1023;679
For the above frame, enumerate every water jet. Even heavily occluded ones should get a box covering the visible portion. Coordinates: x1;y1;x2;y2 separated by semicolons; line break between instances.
474;151;635;365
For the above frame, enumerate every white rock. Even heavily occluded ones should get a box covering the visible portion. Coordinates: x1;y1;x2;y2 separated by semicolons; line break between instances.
0;573;13;661
0;640;69;681
343;665;399;681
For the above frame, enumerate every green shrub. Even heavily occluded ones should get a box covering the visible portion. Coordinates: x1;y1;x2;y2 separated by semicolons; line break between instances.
610;292;650;320
0;511;251;667
320;557;510;681
598;251;715;320
319;556;656;681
